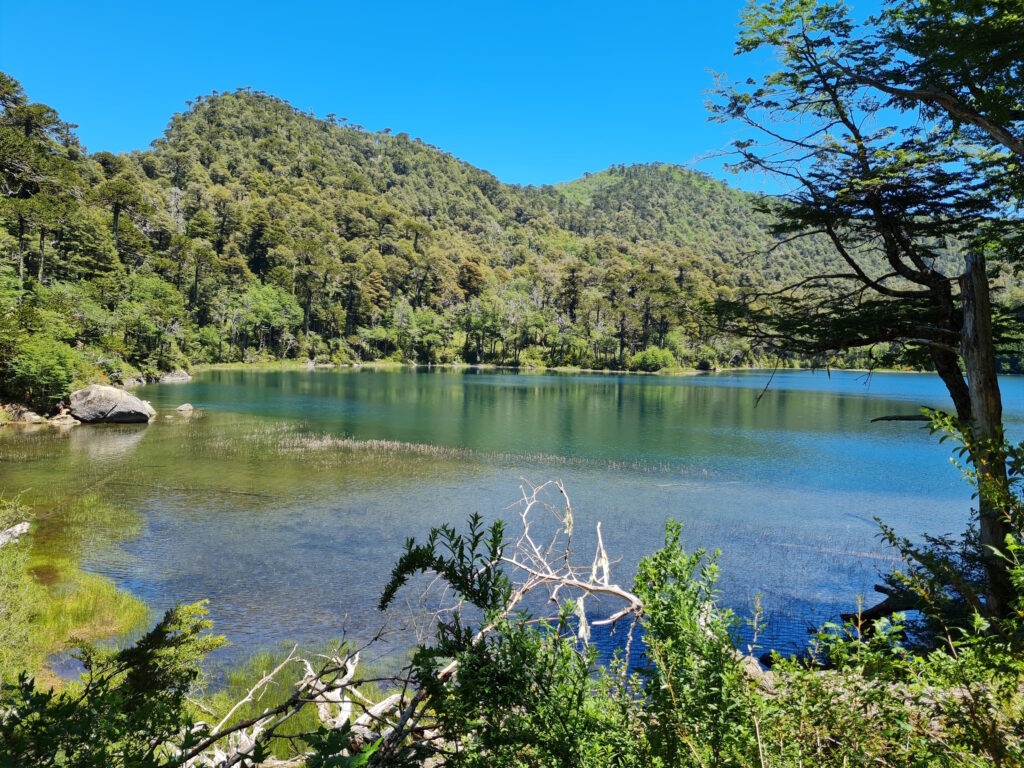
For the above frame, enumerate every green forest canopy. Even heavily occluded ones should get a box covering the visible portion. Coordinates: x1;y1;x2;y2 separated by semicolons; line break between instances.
1;72;1004;410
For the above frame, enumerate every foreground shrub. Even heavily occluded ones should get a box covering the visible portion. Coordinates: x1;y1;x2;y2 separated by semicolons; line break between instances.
3;335;81;412
0;603;223;768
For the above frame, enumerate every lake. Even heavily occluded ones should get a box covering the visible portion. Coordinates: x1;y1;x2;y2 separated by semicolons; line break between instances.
3;367;1018;667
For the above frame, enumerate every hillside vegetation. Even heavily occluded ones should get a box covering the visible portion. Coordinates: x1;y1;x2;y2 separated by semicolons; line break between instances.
3;74;837;409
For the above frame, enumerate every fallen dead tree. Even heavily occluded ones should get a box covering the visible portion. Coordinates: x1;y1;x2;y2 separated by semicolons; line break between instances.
166;479;771;767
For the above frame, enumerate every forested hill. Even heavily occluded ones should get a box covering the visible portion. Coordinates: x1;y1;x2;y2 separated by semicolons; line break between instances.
1;78;832;410
148;89;827;286
559;165;835;286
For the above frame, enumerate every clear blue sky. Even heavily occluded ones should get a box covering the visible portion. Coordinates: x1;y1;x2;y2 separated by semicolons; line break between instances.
0;0;876;190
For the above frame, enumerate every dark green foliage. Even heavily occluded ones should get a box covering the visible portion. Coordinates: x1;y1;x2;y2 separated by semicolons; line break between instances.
380;513;508;617
305;725;380;767
634;522;753;766
419;612;624;768
380;515;647;768
0;602;224;768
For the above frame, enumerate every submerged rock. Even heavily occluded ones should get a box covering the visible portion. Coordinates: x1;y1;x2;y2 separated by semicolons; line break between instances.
48;412;80;427
69;385;156;424
175;403;194;413
159;369;192;384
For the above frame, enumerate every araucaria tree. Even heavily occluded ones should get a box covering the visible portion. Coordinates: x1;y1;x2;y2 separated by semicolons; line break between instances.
713;0;1024;617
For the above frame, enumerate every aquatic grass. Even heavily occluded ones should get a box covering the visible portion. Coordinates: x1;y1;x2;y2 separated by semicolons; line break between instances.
29;564;148;651
212;424;720;479
1;493;152;683
31;493;144;561
1;496;36;685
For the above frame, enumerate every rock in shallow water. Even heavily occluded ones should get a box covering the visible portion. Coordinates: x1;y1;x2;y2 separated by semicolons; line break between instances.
69;385;156;424
159;369;192;384
48;413;80;427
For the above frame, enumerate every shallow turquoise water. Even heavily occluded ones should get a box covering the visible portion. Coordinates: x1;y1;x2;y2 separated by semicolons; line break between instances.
4;367;1020;664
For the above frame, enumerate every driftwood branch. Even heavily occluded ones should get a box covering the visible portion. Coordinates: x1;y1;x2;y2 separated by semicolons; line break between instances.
169;479;772;765
870;414;931;423
840;592;918;628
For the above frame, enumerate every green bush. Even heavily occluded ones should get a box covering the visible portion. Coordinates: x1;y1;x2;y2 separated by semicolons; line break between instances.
0;603;224;767
628;346;676;372
695;344;719;371
3;335;82;412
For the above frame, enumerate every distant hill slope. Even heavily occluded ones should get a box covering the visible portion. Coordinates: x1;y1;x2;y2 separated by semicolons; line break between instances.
557;164;836;284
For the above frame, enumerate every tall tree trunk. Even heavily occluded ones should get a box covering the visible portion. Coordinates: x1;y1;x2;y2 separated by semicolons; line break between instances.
37;227;45;282
191;259;200;309
112;204;121;252
960;251;1013;617
16;215;25;301
931;346;972;421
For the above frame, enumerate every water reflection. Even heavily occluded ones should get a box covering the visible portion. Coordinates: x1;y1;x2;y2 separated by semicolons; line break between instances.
68;423;148;461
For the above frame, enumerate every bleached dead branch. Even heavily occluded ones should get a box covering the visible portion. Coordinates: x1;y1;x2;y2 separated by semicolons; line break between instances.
173;479;765;766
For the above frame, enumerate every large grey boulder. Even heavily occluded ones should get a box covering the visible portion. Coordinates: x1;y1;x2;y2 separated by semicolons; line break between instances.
69;385;156;424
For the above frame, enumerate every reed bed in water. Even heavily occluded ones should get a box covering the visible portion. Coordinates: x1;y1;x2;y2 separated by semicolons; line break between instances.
216;423;718;478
